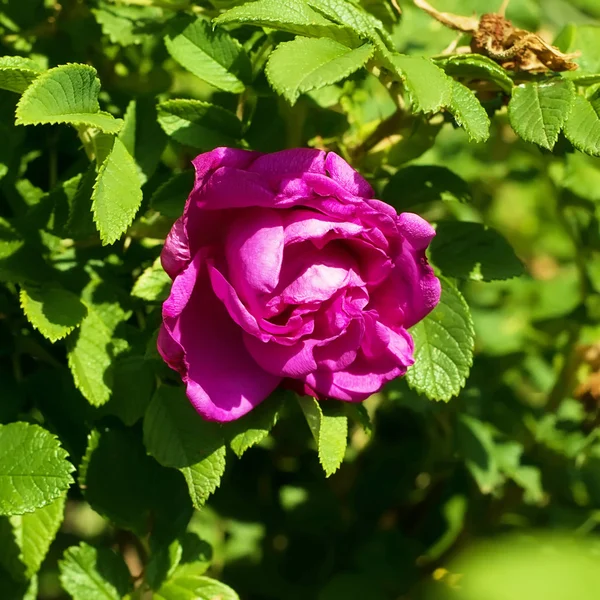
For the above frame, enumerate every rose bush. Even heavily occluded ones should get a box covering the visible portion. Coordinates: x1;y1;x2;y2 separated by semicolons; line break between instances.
158;147;440;422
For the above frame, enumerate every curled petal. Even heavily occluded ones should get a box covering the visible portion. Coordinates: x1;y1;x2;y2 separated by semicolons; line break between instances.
325;152;374;198
161;217;190;279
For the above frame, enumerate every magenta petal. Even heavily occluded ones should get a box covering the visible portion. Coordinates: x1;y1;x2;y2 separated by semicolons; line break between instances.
244;334;318;378
283;210;363;248
397;212;436;250
325;152;374;198
249;148;326;177
192;147;261;181
226;209;284;296
161;217;190;279
166;256;280;422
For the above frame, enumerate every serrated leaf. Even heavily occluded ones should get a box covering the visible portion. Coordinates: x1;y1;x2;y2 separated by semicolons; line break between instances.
20;284;87;342
298;396;348;477
381;165;471;211
157;99;242;149
389;54;452;113
215;0;362;48
0;423;74;516
265;37;373;105
406;277;475;402
435;54;513;93
58;542;132;600
91;137;143;245
225;390;286;457
144;387;226;509
155;571;239;600
132;258;171;303
151;171;195;219
430;221;524;281
67;282;130;407
0;56;43;94
15;64;123;133
101;356;156;426
508;79;575;150
80;428;192;538
0;493;66;580
93;2;164;46
563;93;600;156
447;80;490;143
164;15;250;93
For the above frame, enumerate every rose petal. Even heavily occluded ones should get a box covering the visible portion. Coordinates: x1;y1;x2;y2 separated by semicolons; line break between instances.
249;148;326;178
192;147;260;181
161;217;191;279
244;334;318;378
283;210;363;248
163;254;281;422
325;152;374;198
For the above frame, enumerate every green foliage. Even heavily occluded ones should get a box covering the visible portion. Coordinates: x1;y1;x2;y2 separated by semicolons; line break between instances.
1;1;600;599
407;277;475;402
0;423;73;515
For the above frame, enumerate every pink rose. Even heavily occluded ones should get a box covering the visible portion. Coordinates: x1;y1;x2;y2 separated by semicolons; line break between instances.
158;148;440;422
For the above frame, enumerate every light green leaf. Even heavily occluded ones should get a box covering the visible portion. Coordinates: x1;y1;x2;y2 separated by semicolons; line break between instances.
0;56;43;94
563;93;600;157
406;277;475;402
151;171;195;219
15;64;123;133
298;396;348;477
0;423;74;516
155;571;239;600
435;53;513;93
67;282;130;407
226;390;287;458
508;79;575;150
447;80;490;143
93;2;164;46
430;221;524;281
20;284;87;342
381;165;471;211
157;99;242;149
563;151;600;201
265;37;373;105
92;137;143;245
58;542;132;600
132;258;171;303
215;0;362;48
143;387;227;509
389;54;452;113
164;15;250;93
0;494;66;580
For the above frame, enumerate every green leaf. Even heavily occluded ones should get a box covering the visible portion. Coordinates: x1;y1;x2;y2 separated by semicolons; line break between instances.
67;282;130;407
563;152;600;201
119;99;167;185
0;423;74;516
15;64;123;133
225;390;286;457
20;284;87;342
447;80;490;143
132;258;171;303
0;493;66;580
143;387;227;509
430;221;524;281
435;53;513;94
164;15;250;93
215;0;362;47
389;55;452;114
80;428;192;538
563;93;600;157
92;137;143;245
406;277;475;402
151;171;195;219
0;56;43;94
297;397;348;477
157;99;242;149
265;37;373;105
146;539;183;591
381;165;471;211
101;356;156;427
344;403;372;435
155;571;239;600
58;542;132;600
508;79;575;150
93;2;164;46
